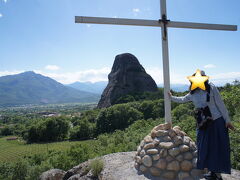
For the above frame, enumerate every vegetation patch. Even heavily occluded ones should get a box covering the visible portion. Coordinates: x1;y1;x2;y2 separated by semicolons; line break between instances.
90;158;104;177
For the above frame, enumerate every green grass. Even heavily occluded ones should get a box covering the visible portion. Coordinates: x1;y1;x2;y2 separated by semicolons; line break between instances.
0;136;92;162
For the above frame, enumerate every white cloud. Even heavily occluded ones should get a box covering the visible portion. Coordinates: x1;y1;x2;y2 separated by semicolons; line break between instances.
35;67;111;84
0;70;24;77
0;13;2;18
132;8;140;16
0;69;240;86
132;8;140;13
210;72;240;85
204;64;216;69
3;0;7;3
45;65;60;71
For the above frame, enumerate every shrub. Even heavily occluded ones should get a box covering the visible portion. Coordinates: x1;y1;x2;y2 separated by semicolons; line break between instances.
12;160;29;180
90;158;104;177
171;103;193;122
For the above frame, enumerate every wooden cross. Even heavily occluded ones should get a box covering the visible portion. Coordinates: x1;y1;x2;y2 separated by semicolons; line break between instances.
75;0;237;124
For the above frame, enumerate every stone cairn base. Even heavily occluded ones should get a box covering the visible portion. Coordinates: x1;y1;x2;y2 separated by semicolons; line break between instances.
135;123;204;180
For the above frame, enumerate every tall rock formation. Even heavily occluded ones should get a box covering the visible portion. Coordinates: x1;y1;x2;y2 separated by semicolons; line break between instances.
97;53;158;108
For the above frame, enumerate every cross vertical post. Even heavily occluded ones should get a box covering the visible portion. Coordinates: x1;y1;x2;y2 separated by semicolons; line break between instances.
160;0;171;124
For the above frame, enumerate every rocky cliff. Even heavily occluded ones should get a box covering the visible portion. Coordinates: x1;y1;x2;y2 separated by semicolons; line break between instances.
97;53;158;108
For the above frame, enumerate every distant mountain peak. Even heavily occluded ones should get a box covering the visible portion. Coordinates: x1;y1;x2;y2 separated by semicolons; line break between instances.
0;71;100;107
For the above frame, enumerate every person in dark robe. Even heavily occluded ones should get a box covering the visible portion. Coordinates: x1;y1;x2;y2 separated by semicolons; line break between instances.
168;70;234;180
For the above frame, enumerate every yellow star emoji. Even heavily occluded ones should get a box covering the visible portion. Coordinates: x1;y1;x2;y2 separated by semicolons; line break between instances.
187;69;209;90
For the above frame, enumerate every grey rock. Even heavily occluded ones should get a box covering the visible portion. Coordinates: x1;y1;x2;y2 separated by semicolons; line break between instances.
184;152;193;160
40;169;66;180
63;162;90;180
97;53;158;108
150;167;161;176
142;155;152;167
168;147;180;157
155;158;167;169
167;160;180;171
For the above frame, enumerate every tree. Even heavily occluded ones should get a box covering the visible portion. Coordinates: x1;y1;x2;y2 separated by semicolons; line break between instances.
26;117;70;143
70;118;95;140
96;104;143;134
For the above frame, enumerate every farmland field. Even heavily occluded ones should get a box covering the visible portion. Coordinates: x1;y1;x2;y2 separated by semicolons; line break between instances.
0;136;92;162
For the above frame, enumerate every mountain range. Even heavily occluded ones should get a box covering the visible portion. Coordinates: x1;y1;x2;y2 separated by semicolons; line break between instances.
67;82;189;94
67;81;107;94
0;71;100;107
0;71;189;107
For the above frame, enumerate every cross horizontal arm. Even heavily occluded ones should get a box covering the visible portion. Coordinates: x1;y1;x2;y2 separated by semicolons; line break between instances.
75;16;237;31
168;21;237;31
75;16;162;27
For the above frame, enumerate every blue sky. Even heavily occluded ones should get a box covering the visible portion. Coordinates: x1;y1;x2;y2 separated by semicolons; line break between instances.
0;0;239;85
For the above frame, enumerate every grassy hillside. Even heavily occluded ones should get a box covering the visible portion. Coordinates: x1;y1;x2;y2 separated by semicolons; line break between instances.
0;136;92;162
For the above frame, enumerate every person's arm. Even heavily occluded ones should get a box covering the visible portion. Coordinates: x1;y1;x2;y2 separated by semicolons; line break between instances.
212;84;231;123
168;92;192;103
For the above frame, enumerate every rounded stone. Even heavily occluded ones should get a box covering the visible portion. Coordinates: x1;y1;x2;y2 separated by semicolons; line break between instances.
192;158;197;168
189;141;197;151
152;154;160;161
178;172;190;180
193;150;197;157
181;160;193;171
135;156;142;164
142;155;152;167
166;155;174;162
176;154;184;162
144;135;153;143
150;167;161;176
168;147;180;157
151;130;157;138
167;160;180;171
137;146;141;153
153;139;160;146
134;162;139;169
156;130;168;137
162;171;176;179
140;140;145;147
173;126;181;130
139;165;147;172
184;152;193;160
163;136;172;142
154;123;171;131
155;158;167;169
159;142;174;149
183;136;191;145
147;149;158;155
168;129;177;138
174;129;185;136
159;149;168;157
173;135;183;145
140;149;146;157
144;143;154;150
179;145;190;152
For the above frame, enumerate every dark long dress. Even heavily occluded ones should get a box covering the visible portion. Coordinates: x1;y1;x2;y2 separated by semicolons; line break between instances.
196;116;231;174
